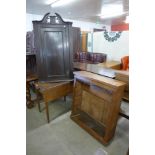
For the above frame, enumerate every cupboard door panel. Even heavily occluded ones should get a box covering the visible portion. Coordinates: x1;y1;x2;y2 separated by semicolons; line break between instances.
40;28;69;80
44;31;65;77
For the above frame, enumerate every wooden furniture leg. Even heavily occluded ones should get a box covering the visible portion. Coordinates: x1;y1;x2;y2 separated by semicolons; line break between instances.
34;81;73;123
26;81;34;108
35;88;41;112
37;94;41;112
38;101;41;112
126;148;129;155
64;96;66;102
45;102;50;123
26;74;38;108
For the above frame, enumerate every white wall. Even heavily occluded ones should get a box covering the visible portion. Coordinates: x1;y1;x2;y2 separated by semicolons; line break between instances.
65;19;110;32
26;14;43;31
26;13;128;61
93;31;129;61
26;13;110;32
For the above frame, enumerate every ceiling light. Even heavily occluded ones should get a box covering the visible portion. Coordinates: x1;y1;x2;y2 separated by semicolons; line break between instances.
99;4;124;19
46;0;58;5
100;12;126;19
51;0;75;7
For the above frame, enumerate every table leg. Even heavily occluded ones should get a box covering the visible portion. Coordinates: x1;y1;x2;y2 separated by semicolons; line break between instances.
26;82;34;108
37;95;41;112
126;148;129;155
64;96;66;102
45;102;50;123
35;89;41;112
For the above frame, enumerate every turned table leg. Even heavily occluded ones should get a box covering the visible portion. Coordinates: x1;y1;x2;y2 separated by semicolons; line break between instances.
45;102;50;123
38;100;41;112
26;81;34;108
35;88;41;112
64;96;66;102
126;148;129;155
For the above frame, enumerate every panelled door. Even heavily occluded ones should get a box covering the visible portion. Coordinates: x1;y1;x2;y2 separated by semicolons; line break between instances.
39;26;70;81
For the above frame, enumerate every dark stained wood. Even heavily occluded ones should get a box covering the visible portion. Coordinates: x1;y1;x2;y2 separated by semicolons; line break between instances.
26;55;37;76
74;62;88;70
126;148;129;155
73;62;116;78
64;96;66;102
71;71;125;145
35;81;73;123
33;13;74;82
72;27;81;54
97;60;121;70
74;61;120;72
45;101;50;123
26;31;36;55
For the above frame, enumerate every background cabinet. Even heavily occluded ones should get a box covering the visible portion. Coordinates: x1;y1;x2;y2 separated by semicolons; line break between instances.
26;31;37;76
33;13;74;82
72;27;81;56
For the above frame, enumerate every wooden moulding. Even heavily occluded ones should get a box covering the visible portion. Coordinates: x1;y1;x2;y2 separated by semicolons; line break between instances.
71;71;125;145
35;81;73;103
115;71;129;101
71;113;107;144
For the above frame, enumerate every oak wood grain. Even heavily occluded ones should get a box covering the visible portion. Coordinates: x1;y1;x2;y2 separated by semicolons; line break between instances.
71;71;125;144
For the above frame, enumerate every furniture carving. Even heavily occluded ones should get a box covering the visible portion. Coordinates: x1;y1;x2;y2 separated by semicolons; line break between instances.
33;12;71;25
